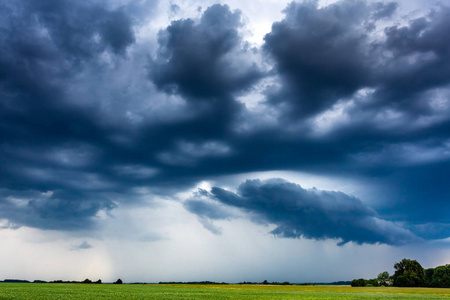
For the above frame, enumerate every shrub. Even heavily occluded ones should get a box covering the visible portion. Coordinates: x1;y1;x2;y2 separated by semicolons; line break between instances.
351;278;366;287
394;275;411;287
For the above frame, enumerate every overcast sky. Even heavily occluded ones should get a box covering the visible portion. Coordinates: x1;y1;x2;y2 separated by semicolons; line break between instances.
1;0;449;283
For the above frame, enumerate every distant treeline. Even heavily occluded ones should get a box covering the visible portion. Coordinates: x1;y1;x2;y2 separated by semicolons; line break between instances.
238;280;351;286
159;281;228;285
1;279;352;286
0;279;80;283
237;280;291;285
1;278;123;284
309;281;351;286
352;259;450;288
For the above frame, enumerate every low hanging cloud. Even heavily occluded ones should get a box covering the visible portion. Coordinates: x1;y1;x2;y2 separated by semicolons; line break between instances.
0;189;116;231
186;178;420;246
70;241;94;251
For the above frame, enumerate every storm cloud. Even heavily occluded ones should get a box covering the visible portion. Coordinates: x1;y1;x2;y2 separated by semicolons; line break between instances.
263;1;450;120
0;189;116;230
150;4;262;101
186;179;419;245
263;0;374;117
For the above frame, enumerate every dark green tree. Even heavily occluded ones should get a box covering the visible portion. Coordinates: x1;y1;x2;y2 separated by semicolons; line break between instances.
393;259;425;287
351;278;366;287
394;275;411;287
82;278;92;284
430;265;450;288
425;268;435;286
114;279;123;284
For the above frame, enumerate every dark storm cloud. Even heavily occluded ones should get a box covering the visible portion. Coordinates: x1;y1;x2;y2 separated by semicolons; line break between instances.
263;0;375;117
25;0;135;57
0;189;116;230
0;0;449;242
263;1;450;119
409;223;450;241
374;6;450;114
252;1;450;238
0;0;140;230
149;4;262;100
188;179;419;245
0;0;258;231
0;0;137;147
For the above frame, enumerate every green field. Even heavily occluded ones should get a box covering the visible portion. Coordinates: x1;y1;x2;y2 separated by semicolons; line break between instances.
0;283;449;299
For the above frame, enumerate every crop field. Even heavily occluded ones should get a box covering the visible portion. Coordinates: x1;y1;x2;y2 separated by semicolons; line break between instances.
1;283;450;299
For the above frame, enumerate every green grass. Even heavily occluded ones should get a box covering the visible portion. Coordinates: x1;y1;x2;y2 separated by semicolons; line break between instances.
0;283;449;299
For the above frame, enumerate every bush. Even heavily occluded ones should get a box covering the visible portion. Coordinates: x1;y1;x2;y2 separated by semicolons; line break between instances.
351;278;366;287
394;275;411;287
367;279;379;286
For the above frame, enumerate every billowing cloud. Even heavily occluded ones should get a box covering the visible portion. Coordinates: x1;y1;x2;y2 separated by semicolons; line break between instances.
263;1;450;120
187;179;420;246
263;0;374;117
376;5;450;114
149;4;262;100
1;0;135;67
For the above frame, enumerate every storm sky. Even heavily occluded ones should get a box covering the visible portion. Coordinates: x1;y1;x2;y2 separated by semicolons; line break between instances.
1;0;449;283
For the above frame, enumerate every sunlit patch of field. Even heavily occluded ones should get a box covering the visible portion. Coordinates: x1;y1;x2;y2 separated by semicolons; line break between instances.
0;283;449;299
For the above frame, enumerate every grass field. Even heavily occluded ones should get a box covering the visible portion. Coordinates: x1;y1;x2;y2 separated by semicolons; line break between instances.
1;283;449;299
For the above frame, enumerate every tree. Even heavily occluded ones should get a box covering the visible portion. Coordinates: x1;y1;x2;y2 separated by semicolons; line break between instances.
114;279;123;284
377;271;390;286
351;278;366;287
394;275;411;287
82;278;92;284
378;271;389;281
430;265;450;288
95;279;102;284
425;268;435;286
365;279;378;287
393;259;425;287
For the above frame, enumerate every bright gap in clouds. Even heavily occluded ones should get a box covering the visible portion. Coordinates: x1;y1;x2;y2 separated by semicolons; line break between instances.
211;171;371;200
164;0;292;45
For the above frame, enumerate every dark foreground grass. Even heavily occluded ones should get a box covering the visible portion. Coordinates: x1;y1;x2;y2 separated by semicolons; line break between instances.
0;283;449;299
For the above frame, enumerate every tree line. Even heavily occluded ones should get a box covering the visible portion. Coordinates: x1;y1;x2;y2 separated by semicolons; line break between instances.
1;278;123;284
352;258;450;288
